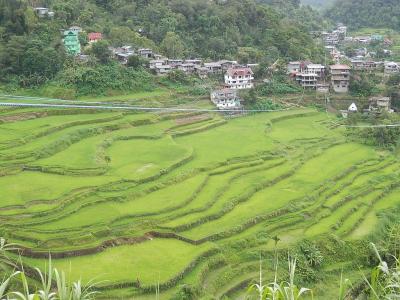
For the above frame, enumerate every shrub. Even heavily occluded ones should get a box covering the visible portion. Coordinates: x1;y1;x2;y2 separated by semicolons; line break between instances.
56;63;154;95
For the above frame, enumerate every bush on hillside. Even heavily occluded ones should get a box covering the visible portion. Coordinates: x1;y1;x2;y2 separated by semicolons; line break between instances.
57;63;154;96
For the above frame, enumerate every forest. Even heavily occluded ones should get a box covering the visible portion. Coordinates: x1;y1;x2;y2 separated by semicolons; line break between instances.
326;0;400;31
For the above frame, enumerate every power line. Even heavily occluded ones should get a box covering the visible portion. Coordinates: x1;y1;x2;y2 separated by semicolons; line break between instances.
0;101;293;113
340;123;400;128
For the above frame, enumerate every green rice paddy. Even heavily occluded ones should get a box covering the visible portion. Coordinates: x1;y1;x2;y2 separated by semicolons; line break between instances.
0;102;399;299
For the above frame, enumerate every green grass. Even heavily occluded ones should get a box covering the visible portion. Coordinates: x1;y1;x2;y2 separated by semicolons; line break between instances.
24;239;214;285
0;171;113;207
0;103;397;299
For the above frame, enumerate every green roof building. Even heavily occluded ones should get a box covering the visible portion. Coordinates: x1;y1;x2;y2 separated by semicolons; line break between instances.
63;30;81;56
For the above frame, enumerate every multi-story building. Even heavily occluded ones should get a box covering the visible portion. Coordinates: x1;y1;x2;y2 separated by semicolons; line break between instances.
219;60;239;71
224;67;254;89
210;89;241;110
369;97;392;113
288;62;325;89
149;60;167;70
178;63;196;74
305;64;325;77
351;60;382;71
168;59;183;67
137;48;153;59
295;73;318;88
287;61;302;74
330;64;351;93
204;62;222;74
63;30;81;56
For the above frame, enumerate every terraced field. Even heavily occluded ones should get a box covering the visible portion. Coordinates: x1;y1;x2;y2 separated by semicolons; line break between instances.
0;104;399;299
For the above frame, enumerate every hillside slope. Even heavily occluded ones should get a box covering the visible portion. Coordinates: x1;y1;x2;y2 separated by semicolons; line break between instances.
301;0;335;9
0;0;325;91
326;0;400;30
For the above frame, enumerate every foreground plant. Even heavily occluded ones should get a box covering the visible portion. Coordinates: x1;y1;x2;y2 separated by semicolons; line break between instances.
0;238;100;300
2;263;100;300
248;251;312;300
362;243;400;299
0;238;17;270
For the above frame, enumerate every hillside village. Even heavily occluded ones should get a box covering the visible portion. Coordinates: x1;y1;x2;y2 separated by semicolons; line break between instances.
56;18;400;113
4;6;398;115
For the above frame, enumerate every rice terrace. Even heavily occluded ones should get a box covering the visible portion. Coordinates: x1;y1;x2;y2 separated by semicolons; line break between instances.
0;91;399;299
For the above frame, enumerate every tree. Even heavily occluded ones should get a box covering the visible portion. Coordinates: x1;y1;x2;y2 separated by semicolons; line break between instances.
160;31;185;58
90;40;112;64
349;74;376;97
127;55;146;69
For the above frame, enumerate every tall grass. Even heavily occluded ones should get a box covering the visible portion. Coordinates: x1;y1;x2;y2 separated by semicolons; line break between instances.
247;239;313;300
0;239;100;300
0;238;17;270
361;243;400;299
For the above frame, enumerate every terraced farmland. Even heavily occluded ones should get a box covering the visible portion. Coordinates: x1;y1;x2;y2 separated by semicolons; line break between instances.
0;104;399;299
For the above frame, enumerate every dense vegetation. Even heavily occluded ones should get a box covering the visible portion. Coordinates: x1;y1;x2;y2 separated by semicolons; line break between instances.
0;0;324;93
300;0;335;9
326;0;400;30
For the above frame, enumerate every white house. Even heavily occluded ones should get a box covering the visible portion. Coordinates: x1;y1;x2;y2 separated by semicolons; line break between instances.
155;65;172;75
305;64;325;77
149;60;167;69
69;26;82;33
384;62;399;75
224;67;254;90
210;89;241;110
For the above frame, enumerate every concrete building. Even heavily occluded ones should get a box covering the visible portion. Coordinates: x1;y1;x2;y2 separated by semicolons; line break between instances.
155;65;172;75
305;64;325;77
330;64;351;93
185;59;202;65
167;59;183;67
138;48;153;59
69;26;82;33
295;73;318;89
178;63;196;74
34;7;54;18
210;89;241;110
369;97;392;113
219;60;239;71
224;67;254;90
149;60;167;70
204;62;222;74
385;62;399;75
63;30;81;56
287;61;302;74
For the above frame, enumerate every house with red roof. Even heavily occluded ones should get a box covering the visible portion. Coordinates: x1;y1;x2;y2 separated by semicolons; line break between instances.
88;32;103;43
224;67;254;90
